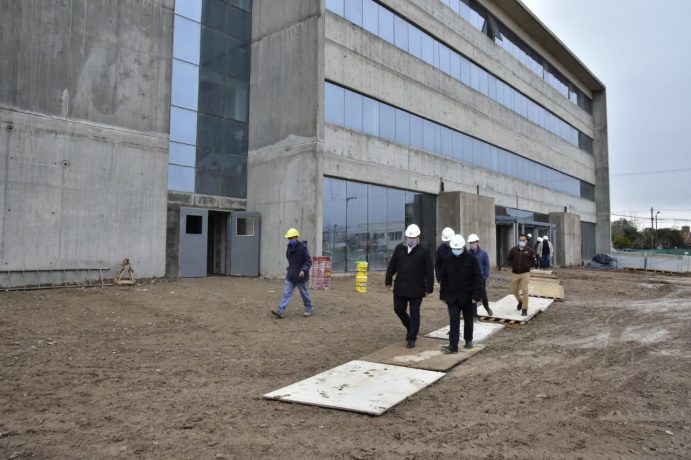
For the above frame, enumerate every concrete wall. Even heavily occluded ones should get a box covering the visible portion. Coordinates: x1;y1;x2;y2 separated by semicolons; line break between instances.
549;212;581;266
0;0;173;286
438;191;497;266
592;90;612;254
247;0;324;276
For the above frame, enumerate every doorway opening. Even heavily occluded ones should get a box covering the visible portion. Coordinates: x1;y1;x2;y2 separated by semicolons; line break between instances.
207;211;229;275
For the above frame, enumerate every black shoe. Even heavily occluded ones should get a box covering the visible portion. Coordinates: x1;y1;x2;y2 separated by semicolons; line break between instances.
521;309;528;317
485;307;494;316
517;302;522;311
464;341;474;349
406;340;416;349
271;310;285;319
441;345;458;354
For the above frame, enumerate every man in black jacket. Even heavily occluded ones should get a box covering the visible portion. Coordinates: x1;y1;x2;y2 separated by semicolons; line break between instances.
439;234;484;352
435;227;455;282
385;224;434;349
271;228;314;319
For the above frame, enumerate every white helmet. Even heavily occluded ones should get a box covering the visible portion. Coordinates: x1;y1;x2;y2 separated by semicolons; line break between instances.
441;227;455;242
537;237;543;242
405;224;421;238
467;233;479;243
450;234;466;249
527;233;532;239
543;235;549;240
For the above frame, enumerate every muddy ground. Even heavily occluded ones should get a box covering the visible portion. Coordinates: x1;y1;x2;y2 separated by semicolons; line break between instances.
1;268;690;459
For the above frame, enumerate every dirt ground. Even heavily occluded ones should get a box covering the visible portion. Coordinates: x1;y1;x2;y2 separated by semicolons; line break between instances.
1;268;690;459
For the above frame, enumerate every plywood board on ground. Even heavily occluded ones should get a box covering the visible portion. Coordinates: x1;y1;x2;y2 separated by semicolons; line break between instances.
492;295;554;311
425;321;504;342
477;296;547;323
531;269;558;279
263;360;444;416
529;281;565;300
360;337;485;372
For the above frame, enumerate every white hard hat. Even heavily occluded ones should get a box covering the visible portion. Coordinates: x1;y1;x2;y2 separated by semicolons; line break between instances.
527;233;532;238
467;233;479;243
450;234;466;249
441;227;455;242
405;224;421;238
543;235;549;240
537;237;543;242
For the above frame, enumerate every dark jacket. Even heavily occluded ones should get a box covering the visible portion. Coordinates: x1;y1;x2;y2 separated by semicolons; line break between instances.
385;243;434;298
471;247;490;280
507;246;536;274
439;250;483;304
434;243;452;282
285;241;312;284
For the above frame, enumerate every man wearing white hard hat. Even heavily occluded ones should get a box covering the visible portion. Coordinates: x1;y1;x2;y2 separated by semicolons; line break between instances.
434;227;455;282
467;233;493;317
385;224;434;349
438;234;484;352
536;235;554;269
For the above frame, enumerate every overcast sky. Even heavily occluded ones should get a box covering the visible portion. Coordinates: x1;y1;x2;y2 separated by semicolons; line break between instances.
521;0;691;229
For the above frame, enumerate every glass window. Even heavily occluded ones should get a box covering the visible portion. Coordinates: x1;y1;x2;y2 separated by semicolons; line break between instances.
362;0;378;35
203;0;226;32
481;143;491;169
422;119;436;153
461;134;473;164
344;89;363;132
226;38;250;80
344;0;363;27
173;15;201;64
224;76;249;122
196;114;247;154
387;188;406;261
495;79;505;105
367;184;389;270
325;83;344;126
225;6;252;42
199;26;226;74
346;181;368;270
439;44;451;75
408;25;422;58
478;68;489;95
472;137;482;166
169;164;195;192
379;104;396;141
325;0;344;15
176;0;202;22
169;141;196;167
488;145;499;171
171;59;199;110
420;33;434;65
394;16;408;51
441;126;453;157
395;109;410;146
470;64;480;91
452;131;463;161
409;115;424;150
487;74;497;101
236;217;255;236
362;97;379;136
450;0;461;15
198;67;225;117
450;52;461;80
169;106;198;145
379;6;394;43
322;177;347;272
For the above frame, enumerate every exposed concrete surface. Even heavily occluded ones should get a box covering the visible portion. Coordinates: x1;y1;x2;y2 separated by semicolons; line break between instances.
549;211;581;266
592;90;612;255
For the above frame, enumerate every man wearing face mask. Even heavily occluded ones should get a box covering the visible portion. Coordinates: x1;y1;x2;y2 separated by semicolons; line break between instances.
385;224;434;349
271;228;314;319
435;227;455;283
439;234;484;353
508;234;537;317
467;234;493;317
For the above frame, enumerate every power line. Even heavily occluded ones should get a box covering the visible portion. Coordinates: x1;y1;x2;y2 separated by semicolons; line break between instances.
611;167;691;178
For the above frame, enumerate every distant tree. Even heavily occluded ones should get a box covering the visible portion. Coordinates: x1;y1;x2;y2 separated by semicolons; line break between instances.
612;234;633;249
655;228;684;249
612;218;640;244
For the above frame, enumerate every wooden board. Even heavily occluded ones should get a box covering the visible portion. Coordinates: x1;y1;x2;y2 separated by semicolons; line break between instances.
360;337;485;372
529;281;565;300
425;321;504;342
530;269;558;279
263;360;445;416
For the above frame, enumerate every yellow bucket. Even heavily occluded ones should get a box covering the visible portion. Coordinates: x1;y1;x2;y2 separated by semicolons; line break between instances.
355;261;368;293
356;261;368;272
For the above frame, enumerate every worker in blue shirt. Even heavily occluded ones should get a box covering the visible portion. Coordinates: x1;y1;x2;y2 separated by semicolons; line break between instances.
467;234;493;317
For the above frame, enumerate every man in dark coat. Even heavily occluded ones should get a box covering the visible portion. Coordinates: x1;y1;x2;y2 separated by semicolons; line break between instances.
385;224;434;348
439;234;484;353
435;227;455;282
271;228;314;319
508;234;537;316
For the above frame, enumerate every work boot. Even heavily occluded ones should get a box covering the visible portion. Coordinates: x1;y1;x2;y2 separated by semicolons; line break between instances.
303;310;314;317
406;340;416;349
517;302;522;311
521;309;528;317
464;341;474;349
485;306;494;316
441;344;458;354
271;310;285;319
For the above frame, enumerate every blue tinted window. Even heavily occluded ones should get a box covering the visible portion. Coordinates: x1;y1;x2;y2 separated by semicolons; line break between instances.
173;15;201;64
441;127;453;157
461;134;473;163
422;120;436;153
421;33;434;65
408;25;422;58
460;56;471;84
169;164;195;192
452;131;463;160
379;7;394;43
439;44;451;75
409;115;424;150
379;104;396;141
169;141;196;167
171;59;199;110
176;0;202;22
344;90;363;131
450;52;461;80
224;76;249;122
322;177;347;272
395;109;410;146
363;97;379;136
394;16;408;51
325;0;344;15
170;106;198;145
325;83;344;125
345;0;363;27
362;0;378;35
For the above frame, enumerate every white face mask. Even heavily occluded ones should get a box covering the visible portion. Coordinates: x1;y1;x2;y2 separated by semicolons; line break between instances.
451;248;463;256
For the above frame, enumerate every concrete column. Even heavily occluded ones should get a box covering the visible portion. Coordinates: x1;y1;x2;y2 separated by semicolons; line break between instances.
437;191;496;266
592;90;612;254
549;212;582;266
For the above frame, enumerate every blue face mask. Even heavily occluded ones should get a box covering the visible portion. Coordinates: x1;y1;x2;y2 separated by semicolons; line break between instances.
451;248;463;256
288;239;298;246
518;241;526;248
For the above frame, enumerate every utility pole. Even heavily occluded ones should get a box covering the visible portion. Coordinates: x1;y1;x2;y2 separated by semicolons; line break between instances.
651;207;654;248
655;211;660;249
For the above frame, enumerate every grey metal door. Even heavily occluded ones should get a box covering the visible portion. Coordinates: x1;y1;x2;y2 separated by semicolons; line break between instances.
179;207;208;277
227;212;260;276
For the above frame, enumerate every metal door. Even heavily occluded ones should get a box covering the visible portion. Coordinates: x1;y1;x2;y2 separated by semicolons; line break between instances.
179;207;208;277
227;212;261;276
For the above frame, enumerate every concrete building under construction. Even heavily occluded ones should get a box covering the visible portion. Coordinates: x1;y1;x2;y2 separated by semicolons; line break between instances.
0;0;610;286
